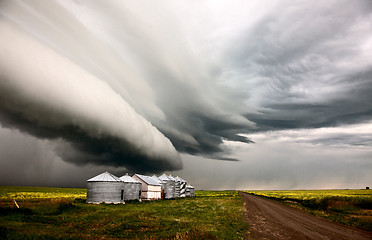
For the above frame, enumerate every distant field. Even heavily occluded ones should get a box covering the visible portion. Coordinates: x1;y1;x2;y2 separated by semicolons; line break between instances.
0;186;248;239
0;186;86;200
245;189;372;231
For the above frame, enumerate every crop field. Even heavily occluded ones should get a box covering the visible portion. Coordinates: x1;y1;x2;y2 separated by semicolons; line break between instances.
0;186;248;239
245;189;372;231
0;186;86;200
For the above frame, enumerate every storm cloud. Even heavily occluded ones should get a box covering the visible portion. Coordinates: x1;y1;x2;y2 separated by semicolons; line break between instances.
0;0;372;186
0;19;181;172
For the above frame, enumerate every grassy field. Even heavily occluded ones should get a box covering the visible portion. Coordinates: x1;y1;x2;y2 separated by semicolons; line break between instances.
0;186;248;239
245;189;372;231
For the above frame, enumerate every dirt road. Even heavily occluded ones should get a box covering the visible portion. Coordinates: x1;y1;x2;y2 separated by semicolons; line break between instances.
241;192;372;240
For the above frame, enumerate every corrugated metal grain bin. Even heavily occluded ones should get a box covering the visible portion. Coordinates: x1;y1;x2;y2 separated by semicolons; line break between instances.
190;186;195;197
175;176;187;197
186;185;195;197
170;175;180;198
86;171;125;204
151;175;165;199
119;174;142;201
151;175;164;188
158;174;175;199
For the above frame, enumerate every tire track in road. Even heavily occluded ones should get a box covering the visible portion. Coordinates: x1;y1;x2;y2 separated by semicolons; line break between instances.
241;192;372;240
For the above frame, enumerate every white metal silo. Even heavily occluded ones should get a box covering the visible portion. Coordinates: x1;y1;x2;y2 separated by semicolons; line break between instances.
175;176;187;197
151;175;165;199
186;185;195;197
158;174;175;199
86;171;125;204
169;175;180;197
119;174;142;201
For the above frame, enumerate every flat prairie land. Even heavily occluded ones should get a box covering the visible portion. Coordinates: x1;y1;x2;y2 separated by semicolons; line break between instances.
245;189;372;231
2;187;371;240
0;186;248;239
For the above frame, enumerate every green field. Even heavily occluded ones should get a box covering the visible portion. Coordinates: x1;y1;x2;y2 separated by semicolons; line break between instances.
245;189;372;231
2;187;371;239
0;186;248;239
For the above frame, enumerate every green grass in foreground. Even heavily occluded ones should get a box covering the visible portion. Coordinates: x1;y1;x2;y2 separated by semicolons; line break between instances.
245;189;372;231
0;186;248;239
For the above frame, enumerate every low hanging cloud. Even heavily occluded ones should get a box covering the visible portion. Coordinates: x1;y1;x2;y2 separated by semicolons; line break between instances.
0;0;372;176
0;21;181;172
0;0;255;172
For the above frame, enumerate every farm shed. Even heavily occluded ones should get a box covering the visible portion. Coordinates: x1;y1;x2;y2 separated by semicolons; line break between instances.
132;174;162;200
86;171;125;204
119;174;142;201
158;174;175;199
175;176;187;198
186;185;195;197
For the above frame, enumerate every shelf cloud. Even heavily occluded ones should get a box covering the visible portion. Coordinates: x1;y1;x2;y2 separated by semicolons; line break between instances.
0;21;181;172
0;0;371;185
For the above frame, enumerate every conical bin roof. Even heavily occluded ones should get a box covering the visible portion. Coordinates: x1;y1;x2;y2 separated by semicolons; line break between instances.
158;174;170;181
87;171;121;182
167;175;176;181
175;176;186;182
151;175;164;184
120;174;141;183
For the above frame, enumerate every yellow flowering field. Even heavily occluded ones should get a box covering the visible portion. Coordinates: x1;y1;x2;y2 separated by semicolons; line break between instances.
0;186;86;200
245;189;372;202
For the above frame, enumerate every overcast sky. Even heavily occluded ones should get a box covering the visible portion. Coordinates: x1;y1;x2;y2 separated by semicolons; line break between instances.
0;0;371;189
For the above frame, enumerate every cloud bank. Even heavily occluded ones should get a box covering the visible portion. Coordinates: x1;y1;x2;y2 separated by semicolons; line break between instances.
0;20;181;172
0;0;372;180
177;122;372;190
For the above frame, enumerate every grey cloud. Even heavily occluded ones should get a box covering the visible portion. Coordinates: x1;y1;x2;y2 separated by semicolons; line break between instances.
0;0;372;185
0;90;180;173
225;0;372;131
245;69;372;131
0;19;181;173
0;127;127;188
0;0;252;174
176;147;372;190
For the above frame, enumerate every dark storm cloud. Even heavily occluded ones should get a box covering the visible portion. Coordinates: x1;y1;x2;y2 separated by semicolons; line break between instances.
0;0;371;180
0;0;256;171
158;112;253;155
225;0;372;132
0;19;181;173
245;69;372;131
0;107;178;173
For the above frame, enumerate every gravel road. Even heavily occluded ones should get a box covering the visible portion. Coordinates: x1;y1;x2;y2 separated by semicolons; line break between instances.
241;192;372;240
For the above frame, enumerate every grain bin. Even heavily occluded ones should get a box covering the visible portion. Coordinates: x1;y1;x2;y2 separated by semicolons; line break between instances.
158;174;175;199
152;175;165;199
119;174;142;201
175;176;187;197
151;175;164;188
169;175;180;198
86;171;125;204
186;185;195;197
